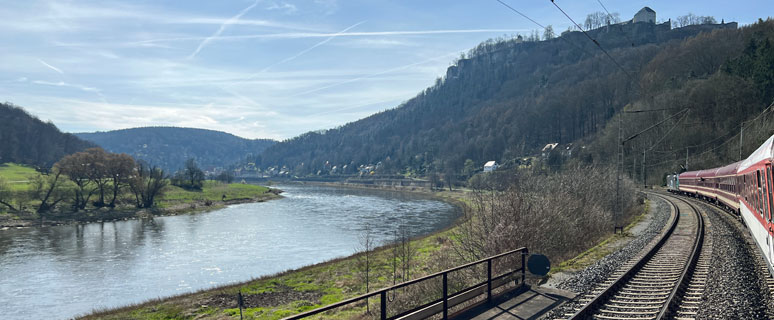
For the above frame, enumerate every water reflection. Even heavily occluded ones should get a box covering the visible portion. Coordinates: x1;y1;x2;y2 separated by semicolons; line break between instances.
0;183;459;320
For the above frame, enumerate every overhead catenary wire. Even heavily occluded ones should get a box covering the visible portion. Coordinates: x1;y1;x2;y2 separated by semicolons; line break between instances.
595;0;612;19
549;0;634;80
594;0;635;46
645;102;774;168
646;109;690;151
494;0;596;57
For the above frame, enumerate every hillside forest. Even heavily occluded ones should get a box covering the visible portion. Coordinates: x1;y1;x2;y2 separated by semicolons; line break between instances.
254;18;774;186
76;127;276;173
0;102;95;168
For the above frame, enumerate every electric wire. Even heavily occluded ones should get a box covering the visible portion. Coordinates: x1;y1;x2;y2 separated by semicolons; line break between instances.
494;0;596;57
549;0;634;79
645;102;774;168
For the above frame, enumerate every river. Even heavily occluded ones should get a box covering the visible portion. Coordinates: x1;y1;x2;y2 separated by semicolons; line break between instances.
0;183;460;320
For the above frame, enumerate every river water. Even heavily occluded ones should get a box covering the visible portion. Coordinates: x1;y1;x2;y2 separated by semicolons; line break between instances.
0;183;460;320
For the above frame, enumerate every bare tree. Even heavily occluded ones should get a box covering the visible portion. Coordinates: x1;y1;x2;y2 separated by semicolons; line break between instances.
675;13;717;27
356;224;375;313
543;25;555;40
0;177;16;212
31;167;69;215
128;162;168;208
455;165;637;263
56;148;101;211
105;153;135;207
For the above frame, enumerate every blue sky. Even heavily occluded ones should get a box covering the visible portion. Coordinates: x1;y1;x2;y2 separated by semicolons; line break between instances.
1;1;771;140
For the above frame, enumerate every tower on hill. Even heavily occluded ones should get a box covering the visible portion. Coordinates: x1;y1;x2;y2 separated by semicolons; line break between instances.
633;7;656;23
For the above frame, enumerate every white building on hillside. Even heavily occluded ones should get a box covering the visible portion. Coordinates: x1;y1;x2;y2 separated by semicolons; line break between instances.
484;161;498;172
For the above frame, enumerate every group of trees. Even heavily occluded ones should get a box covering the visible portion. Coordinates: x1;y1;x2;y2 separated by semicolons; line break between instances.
0;148;169;216
585;11;622;30
673;13;718;28
584;19;774;186
171;159;205;190
455;165;639;263
56;148;169;211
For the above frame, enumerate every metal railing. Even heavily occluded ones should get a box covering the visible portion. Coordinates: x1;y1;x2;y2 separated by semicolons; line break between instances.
282;247;529;320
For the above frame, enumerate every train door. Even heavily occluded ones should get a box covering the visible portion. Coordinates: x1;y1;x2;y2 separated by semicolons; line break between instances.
767;165;774;264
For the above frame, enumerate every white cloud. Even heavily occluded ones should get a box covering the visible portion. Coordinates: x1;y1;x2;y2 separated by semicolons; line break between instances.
266;1;298;14
137;28;528;46
32;80;99;92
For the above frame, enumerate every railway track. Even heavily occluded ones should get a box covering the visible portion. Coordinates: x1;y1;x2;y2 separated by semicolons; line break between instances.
565;193;706;320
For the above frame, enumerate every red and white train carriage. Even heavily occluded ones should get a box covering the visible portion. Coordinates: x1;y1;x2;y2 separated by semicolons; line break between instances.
672;135;774;272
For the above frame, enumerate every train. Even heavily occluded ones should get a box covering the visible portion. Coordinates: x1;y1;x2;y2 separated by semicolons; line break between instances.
667;134;774;273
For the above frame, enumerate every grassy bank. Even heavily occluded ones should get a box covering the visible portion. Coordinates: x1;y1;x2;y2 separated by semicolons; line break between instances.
81;188;470;320
0;163;281;226
82;227;461;320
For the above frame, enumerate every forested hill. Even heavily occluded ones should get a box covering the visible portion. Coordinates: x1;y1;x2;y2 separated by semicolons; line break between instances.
77;127;276;172
0;103;95;168
256;19;757;176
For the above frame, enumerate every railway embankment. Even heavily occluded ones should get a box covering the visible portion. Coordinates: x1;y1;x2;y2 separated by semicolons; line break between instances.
545;196;668;291
543;193;671;318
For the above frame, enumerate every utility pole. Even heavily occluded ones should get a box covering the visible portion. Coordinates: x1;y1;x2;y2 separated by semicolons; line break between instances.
685;148;688;171
615;114;624;234
615;107;688;233
642;150;646;188
739;121;744;161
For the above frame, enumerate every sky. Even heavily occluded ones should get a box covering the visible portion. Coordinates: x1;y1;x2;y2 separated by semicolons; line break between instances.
1;0;771;140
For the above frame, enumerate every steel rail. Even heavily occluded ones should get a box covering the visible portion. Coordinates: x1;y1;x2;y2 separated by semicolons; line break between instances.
657;195;705;318
569;192;704;319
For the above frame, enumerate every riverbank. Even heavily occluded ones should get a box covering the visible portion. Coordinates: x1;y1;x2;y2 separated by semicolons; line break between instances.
80;184;469;320
79;182;644;320
0;182;282;228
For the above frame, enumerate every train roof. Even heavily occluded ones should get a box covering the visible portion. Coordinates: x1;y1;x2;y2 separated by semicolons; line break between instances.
739;134;774;173
716;161;742;176
679;161;742;179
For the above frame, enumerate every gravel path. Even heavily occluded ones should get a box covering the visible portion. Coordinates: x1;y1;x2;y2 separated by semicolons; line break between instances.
542;194;670;319
695;202;773;319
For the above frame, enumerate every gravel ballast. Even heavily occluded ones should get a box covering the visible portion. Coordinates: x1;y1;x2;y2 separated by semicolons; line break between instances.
543;194;671;318
695;202;773;319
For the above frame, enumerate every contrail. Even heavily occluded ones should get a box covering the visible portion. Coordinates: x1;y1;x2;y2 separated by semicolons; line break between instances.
188;0;260;59
138;28;527;45
38;59;64;74
295;51;460;97
254;21;366;75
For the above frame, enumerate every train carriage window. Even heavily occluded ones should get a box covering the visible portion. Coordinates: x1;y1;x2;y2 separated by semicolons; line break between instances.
768;167;773;222
764;170;770;222
758;170;764;214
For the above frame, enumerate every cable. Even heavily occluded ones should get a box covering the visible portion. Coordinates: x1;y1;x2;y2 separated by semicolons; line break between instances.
495;0;547;29
596;0;612;19
646;102;774;168
494;0;595;57
652;102;774;156
549;0;634;80
594;0;635;46
646;110;690;151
